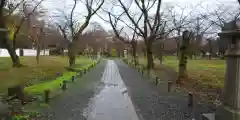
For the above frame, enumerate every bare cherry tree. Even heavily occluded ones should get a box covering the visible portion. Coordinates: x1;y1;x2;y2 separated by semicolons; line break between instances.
0;0;22;67
107;11;140;66
107;0;169;70
12;0;44;50
169;4;200;58
54;0;104;67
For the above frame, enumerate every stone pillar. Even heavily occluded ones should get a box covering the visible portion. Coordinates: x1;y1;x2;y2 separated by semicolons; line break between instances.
216;20;240;120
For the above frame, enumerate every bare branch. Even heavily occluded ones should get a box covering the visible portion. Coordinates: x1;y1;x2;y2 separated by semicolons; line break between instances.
108;11;124;41
117;0;145;36
151;0;161;34
75;0;104;38
12;0;44;49
56;23;68;41
69;0;77;37
7;0;25;16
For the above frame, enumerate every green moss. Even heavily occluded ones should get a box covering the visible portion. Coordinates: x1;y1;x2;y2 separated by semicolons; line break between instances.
24;72;77;95
24;59;98;96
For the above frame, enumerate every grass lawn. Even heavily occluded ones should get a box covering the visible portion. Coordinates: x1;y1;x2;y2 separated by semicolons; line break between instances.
138;56;226;88
0;56;94;94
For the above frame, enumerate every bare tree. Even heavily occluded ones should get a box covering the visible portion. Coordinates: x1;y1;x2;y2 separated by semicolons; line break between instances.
0;0;22;67
55;0;104;67
0;0;44;67
108;0;169;70
201;4;240;59
12;0;44;50
32;20;45;64
108;12;139;66
182;11;216;60
169;4;200;58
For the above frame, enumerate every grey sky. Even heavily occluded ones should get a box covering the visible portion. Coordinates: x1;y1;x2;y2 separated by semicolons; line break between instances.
41;0;239;35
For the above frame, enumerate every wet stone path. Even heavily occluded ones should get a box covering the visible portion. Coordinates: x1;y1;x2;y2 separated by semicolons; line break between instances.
83;60;139;120
38;59;213;120
40;60;140;120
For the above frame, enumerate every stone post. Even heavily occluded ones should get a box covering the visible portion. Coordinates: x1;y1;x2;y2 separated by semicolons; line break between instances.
216;19;240;120
177;30;191;84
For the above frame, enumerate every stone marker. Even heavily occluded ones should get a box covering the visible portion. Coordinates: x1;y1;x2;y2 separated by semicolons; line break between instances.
44;90;50;103
0;101;9;119
188;92;193;107
8;85;25;105
215;19;240;120
72;76;75;82
155;77;159;86
168;81;172;92
61;80;67;90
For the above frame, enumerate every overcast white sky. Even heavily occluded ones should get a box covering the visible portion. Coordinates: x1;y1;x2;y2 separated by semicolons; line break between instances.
41;0;239;35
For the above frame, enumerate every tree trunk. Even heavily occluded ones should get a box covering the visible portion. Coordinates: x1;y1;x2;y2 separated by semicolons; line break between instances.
177;31;190;84
208;40;212;60
220;51;225;59
0;6;22;67
132;42;137;67
3;39;22;67
36;40;40;64
13;39;16;50
143;48;146;57
146;41;154;70
176;42;180;59
188;52;193;60
68;39;77;68
159;42;164;64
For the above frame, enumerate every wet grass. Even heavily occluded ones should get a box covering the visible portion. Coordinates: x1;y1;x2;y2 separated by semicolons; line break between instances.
0;56;94;93
138;56;225;88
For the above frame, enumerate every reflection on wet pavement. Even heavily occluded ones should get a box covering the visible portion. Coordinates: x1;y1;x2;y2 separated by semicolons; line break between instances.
83;60;139;120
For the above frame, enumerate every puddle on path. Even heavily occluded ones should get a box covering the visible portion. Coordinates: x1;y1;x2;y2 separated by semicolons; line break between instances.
82;60;139;120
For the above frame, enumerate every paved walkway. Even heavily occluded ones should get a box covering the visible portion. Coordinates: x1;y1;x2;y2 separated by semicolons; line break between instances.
40;60;140;120
40;60;106;120
84;60;139;120
39;59;213;120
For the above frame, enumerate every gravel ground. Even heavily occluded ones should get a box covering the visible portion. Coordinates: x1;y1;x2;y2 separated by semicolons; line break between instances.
39;60;106;120
115;60;214;120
